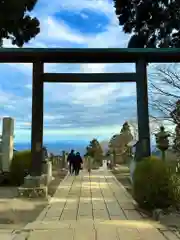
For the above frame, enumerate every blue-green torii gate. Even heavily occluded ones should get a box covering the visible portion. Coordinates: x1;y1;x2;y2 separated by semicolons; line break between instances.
0;48;179;177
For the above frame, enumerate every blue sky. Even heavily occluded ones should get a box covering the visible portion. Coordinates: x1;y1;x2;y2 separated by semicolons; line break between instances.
0;0;175;143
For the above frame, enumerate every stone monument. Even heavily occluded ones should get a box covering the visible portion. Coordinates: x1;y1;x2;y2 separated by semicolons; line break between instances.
1;117;14;172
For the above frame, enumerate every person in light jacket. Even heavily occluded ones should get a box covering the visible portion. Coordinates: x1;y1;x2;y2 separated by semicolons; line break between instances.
86;156;93;173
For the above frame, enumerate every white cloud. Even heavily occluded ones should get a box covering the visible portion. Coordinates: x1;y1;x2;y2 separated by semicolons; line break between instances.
0;88;11;104
0;0;144;142
16;122;31;127
25;84;32;90
81;64;107;73
44;114;65;121
44;124;121;137
14;124;122;142
6;63;32;76
80;13;89;19
35;0;114;18
72;83;118;106
41;16;87;44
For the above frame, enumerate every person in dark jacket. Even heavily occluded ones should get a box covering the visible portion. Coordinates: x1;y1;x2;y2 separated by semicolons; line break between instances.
74;152;83;176
67;149;75;175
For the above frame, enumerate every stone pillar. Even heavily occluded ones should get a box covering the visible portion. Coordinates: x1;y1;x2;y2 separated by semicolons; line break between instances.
62;151;66;169
136;60;151;160
129;158;136;184
1;117;14;172
42;161;52;185
47;161;52;184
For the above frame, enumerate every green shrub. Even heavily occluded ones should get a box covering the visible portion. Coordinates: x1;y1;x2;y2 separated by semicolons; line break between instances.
146;155;161;161
10;150;31;186
133;157;180;210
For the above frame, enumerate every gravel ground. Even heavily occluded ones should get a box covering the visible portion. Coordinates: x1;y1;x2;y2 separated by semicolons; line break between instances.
0;168;67;229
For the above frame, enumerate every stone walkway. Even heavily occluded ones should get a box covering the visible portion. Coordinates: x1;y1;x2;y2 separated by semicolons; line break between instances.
10;170;180;239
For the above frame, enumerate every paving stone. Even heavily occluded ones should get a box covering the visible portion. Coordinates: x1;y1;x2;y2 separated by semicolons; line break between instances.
43;216;60;221
35;208;48;221
161;231;180;240
96;226;119;240
0;229;14;234
11;170;177;240
92;203;106;210
117;227;142;240
77;215;93;220
119;202;136;210
107;206;124;216
93;210;109;220
70;219;94;228
137;226;166;240
0;233;14;240
110;215;126;220
45;209;63;218
13;232;30;240
73;228;96;240
60;214;76;221
24;221;71;230
124;209;143;220
28;229;74;240
78;210;92;216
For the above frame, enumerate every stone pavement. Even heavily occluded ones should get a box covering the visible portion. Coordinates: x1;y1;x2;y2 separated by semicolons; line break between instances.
7;170;180;240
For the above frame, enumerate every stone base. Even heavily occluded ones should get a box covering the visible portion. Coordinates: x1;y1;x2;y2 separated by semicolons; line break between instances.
18;185;47;198
18;175;48;198
0;171;11;185
24;175;44;187
153;208;180;227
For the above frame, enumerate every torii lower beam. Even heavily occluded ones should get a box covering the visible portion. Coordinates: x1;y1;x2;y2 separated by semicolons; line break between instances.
43;73;137;83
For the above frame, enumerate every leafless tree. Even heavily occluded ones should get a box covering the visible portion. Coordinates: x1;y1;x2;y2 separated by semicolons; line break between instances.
148;63;180;126
128;117;163;140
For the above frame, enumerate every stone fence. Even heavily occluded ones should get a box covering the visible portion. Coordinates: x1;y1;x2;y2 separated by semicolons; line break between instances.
51;155;67;169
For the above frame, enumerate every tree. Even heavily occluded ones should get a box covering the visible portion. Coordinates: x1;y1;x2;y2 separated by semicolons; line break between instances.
128;119;138;140
128;118;163;138
169;101;180;173
149;63;180;133
105;149;111;157
0;0;40;47
113;0;180;48
170;100;180;153
120;121;131;134
85;139;103;163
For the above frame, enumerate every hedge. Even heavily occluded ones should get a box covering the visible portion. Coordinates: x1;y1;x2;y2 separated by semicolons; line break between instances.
10;150;31;186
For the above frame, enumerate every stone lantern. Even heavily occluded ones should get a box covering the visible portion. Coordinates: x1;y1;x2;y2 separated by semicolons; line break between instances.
155;126;170;161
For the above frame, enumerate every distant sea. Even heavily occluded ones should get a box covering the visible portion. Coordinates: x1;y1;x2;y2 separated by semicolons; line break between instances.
14;140;88;156
14;141;159;157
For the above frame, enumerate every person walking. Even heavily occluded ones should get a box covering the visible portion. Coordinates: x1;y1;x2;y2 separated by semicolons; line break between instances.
86;155;92;173
67;149;75;175
74;152;83;176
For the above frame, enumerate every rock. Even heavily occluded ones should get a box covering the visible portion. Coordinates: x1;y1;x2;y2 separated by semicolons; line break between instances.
152;209;164;221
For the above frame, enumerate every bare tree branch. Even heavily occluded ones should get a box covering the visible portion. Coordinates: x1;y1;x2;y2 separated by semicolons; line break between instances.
149;63;180;123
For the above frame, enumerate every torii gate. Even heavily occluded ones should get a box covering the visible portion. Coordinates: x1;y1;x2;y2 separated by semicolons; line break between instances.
0;48;179;177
